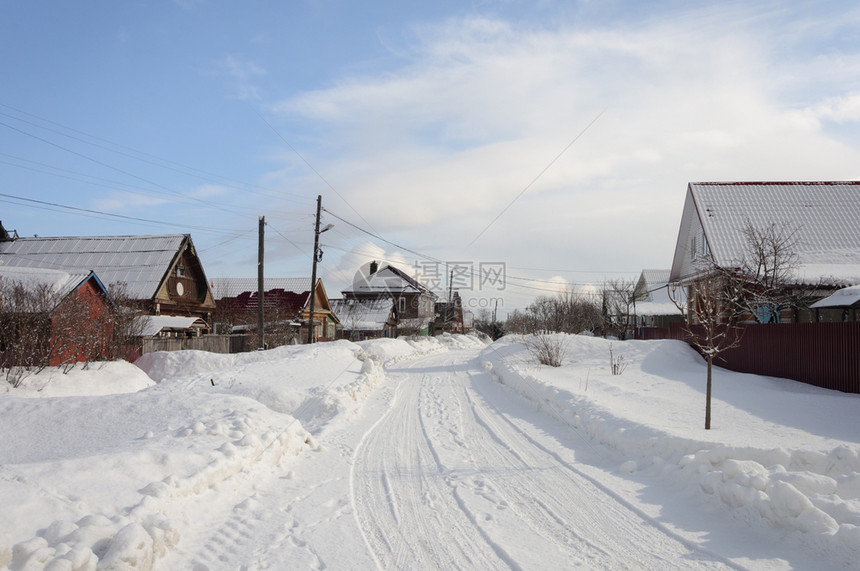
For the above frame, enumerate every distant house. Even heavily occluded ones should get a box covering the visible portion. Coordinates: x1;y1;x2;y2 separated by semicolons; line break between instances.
0;266;114;367
810;285;860;322
136;315;211;338
211;278;338;342
432;291;465;335
632;269;684;330
0;233;217;327
669;182;860;323
330;298;395;340
341;261;438;336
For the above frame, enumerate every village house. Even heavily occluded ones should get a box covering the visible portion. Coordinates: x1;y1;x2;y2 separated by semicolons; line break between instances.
211;277;339;343
632;269;685;334
329;298;395;340
0;266;114;367
341;261;438;336
0;231;217;328
669;181;860;323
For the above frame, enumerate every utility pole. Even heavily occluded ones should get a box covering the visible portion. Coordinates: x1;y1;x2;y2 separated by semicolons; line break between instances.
257;216;266;350
308;195;334;344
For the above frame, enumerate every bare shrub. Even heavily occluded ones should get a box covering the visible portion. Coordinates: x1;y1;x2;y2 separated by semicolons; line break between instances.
523;334;568;367
609;343;627;375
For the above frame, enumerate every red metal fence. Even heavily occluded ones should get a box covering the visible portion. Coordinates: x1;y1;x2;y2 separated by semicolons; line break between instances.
649;322;860;394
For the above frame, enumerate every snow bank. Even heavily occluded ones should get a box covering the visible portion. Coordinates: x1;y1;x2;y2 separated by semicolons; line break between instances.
0;334;483;569
481;334;860;564
1;361;154;397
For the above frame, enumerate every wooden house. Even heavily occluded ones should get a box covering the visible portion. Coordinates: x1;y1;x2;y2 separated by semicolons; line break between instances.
211;278;339;342
341;261;438;336
0;266;114;366
0;233;216;327
669;182;860;323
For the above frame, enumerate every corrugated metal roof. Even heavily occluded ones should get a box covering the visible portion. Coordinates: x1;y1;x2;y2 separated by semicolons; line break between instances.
0;265;95;306
209;278;312;300
690;182;860;271
0;235;186;299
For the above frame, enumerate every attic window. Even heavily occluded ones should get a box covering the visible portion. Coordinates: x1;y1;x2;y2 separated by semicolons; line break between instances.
690;237;696;261
176;266;186;277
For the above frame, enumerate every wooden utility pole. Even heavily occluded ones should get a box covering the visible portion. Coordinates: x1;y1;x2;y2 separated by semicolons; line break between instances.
257;216;265;349
308;196;322;344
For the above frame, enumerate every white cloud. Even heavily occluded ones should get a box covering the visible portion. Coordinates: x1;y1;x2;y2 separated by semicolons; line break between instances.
272;4;860;302
211;55;266;101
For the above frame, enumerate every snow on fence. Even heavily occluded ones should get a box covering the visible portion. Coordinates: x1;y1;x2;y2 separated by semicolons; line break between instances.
662;321;860;394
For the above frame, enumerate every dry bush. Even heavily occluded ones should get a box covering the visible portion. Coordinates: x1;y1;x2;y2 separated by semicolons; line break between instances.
523;334;569;367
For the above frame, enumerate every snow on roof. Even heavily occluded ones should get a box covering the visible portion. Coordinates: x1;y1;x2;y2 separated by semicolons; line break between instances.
136;315;207;337
0;235;188;299
632;301;682;317
210;278;312;300
0;265;97;307
690;182;860;279
810;285;860;309
635;269;685;306
347;264;436;297
330;298;393;331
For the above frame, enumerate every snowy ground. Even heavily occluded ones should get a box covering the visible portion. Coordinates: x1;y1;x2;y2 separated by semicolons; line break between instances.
1;333;858;569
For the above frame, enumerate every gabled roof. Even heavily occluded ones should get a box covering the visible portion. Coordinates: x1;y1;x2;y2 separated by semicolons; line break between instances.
0;234;189;299
210;278;312;300
670;182;860;285
346;264;437;297
0;266;109;311
330;298;393;331
136;315;209;336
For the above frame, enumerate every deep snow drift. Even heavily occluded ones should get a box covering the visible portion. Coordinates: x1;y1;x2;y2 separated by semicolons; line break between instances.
1;333;858;569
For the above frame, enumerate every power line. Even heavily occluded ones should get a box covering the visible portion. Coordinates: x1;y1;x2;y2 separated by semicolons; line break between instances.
467;108;607;248
0;192;244;235
0;103;307;202
255;112;381;235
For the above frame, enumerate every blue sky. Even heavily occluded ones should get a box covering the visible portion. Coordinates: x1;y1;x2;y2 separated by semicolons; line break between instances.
2;0;860;315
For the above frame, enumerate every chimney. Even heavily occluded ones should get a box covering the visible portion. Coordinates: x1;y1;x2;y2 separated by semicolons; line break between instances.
369;260;378;275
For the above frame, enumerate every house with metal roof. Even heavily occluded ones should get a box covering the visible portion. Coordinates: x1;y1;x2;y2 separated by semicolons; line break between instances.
632;269;684;330
670;182;860;285
210;277;338;342
669;182;860;322
0;233;216;326
342;261;438;336
0;266;115;367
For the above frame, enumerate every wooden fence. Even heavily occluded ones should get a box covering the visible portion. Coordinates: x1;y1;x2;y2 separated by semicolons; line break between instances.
644;322;860;394
138;334;250;357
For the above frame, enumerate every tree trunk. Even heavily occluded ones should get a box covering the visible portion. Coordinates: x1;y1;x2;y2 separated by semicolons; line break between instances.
705;355;713;430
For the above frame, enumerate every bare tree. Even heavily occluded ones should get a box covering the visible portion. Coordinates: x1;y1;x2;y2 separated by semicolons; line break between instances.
724;221;801;323
670;273;742;430
602;279;636;339
511;289;603;335
103;282;147;361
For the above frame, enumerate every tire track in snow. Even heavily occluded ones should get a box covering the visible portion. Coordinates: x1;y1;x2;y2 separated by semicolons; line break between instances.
352;350;743;570
350;361;512;569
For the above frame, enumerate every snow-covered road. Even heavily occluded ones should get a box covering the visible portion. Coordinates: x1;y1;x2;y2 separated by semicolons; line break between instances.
352;350;736;570
10;335;856;569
